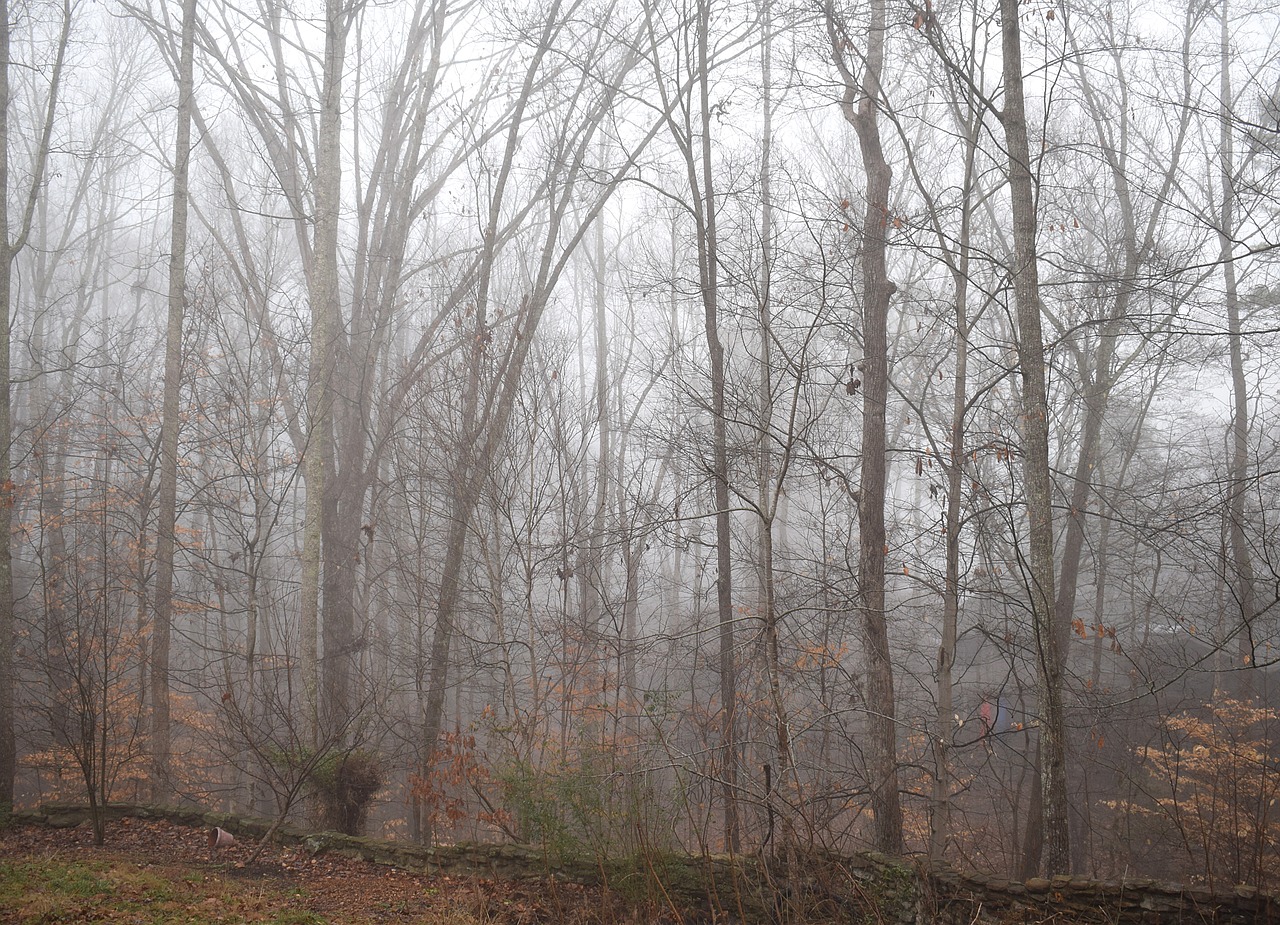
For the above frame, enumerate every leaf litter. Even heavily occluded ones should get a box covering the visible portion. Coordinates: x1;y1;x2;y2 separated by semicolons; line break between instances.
0;817;642;924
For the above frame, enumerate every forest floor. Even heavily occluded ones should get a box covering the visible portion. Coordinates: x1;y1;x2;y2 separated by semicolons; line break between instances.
0;817;649;925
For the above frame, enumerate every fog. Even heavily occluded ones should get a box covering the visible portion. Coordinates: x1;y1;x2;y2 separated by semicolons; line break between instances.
1;0;1279;888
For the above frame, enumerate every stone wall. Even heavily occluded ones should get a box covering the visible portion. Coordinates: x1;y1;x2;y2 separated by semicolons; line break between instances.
918;860;1278;924
14;803;1279;924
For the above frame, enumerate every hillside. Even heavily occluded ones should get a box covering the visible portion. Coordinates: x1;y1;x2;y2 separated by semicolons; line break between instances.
0;818;626;925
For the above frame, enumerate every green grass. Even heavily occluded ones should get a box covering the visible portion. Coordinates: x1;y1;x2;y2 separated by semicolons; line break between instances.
43;860;116;897
269;912;327;925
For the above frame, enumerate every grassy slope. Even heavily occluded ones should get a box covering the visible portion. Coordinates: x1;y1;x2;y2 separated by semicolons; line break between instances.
1;854;338;925
0;819;621;925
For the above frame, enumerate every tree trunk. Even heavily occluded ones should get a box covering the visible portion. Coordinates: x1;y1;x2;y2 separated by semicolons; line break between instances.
998;0;1069;875
151;0;197;803
301;0;349;748
1217;0;1257;696
0;0;71;812
0;198;12;818
418;0;652;828
692;0;740;853
932;108;979;864
828;0;903;856
582;214;611;651
755;0;793;853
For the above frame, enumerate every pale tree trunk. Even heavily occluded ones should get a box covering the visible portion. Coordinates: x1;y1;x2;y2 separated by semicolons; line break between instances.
648;0;740;850
585;211;611;681
827;0;903;856
151;0;197;803
998;0;1069;875
588;214;623;747
0;18;13;810
934;115;978;865
301;0;351;747
1217;0;1257;696
755;0;793;852
614;360;648;742
895;25;986;861
0;0;72;812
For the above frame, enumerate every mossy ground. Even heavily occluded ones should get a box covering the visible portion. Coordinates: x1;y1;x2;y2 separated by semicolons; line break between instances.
0;854;337;924
0;818;632;925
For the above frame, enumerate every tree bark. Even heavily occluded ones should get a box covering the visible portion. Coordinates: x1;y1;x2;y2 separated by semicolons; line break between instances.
693;0;741;855
0;0;72;812
1217;0;1257;696
0;1;14;807
998;0;1069;875
755;0;794;853
933;111;979;865
301;0;350;747
827;0;903;856
151;0;197;803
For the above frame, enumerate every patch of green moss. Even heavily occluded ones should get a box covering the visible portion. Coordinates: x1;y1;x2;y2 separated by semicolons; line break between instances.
271;911;329;925
866;859;918;918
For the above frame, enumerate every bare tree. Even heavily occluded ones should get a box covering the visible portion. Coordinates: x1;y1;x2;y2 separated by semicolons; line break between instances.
826;0;904;856
419;0;668;842
998;0;1069;875
0;0;73;811
147;0;198;803
1216;0;1258;695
